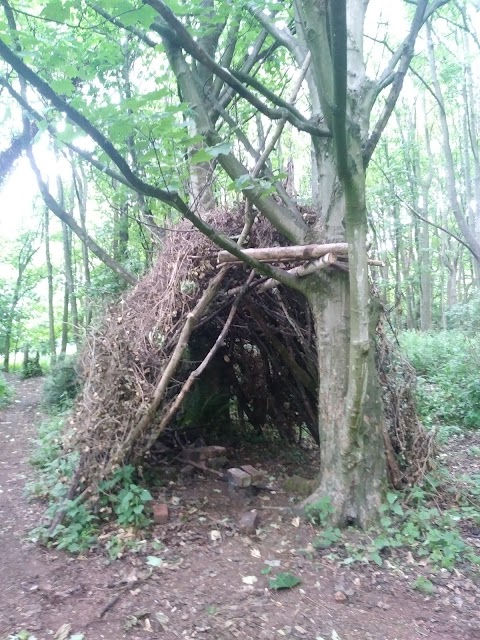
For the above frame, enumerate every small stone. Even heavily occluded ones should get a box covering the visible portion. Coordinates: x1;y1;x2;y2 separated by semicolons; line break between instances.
334;591;348;603
208;456;229;470
240;465;264;485
152;502;169;524
238;510;259;535
227;468;252;488
376;600;391;610
162;466;178;480
180;465;195;478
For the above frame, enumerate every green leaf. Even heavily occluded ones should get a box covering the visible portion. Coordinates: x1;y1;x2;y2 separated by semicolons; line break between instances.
146;556;164;567
268;572;301;590
369;551;383;567
41;0;71;21
190;141;232;164
386;492;398;505
50;78;76;97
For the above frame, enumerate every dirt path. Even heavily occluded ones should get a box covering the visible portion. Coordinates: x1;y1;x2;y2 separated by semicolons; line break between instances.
1;376;479;640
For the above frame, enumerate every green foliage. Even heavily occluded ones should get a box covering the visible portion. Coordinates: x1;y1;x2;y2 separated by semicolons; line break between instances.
49;501;99;553
21;356;43;379
99;465;153;528
268;572;301;590
401;331;480;429
305;496;334;525
338;486;480;570
412;576;435;595
0;372;12;407
41;357;80;411
29;416;152;552
446;297;480;334
313;527;343;549
30;415;65;469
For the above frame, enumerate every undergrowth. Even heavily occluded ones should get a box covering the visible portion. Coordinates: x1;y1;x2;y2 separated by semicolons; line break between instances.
41;356;80;412
401;330;480;429
308;469;480;581
28;414;152;554
0;372;12;407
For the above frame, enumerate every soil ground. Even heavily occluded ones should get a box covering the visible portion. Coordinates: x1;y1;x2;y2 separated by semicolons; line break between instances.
1;375;480;640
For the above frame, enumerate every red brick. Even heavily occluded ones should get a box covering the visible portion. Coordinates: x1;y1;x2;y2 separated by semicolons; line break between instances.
238;510;259;535
227;467;252;487
240;465;264;485
152;502;169;524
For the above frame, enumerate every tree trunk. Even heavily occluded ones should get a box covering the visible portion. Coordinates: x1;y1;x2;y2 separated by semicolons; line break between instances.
60;276;69;358
44;206;57;366
301;145;386;527
72;161;92;327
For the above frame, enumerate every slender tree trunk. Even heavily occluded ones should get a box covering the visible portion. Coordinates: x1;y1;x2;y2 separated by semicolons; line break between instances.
44;206;57;366
72;161;92;327
60;281;69;358
58;174;81;349
2;286;20;372
427;23;480;264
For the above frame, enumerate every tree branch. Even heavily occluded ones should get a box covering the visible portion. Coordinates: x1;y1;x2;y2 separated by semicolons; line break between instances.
396;192;478;258
363;0;429;165
145;0;329;138
328;0;348;179
86;1;159;48
27;149;138;286
246;4;296;52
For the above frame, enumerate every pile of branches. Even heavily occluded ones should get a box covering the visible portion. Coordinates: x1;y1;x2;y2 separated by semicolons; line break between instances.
58;208;434;516
65;208;317;493
376;315;436;487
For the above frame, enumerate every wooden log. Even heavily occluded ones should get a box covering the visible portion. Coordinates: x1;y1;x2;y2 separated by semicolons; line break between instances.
337;257;386;267
258;253;337;292
217;242;349;264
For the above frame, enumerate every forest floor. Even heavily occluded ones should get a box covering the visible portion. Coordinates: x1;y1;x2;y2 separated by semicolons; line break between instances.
1;375;480;640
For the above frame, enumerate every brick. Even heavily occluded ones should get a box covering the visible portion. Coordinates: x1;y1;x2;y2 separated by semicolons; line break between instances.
226;467;252;487
238;509;259;535
152;502;169;524
240;465;264;485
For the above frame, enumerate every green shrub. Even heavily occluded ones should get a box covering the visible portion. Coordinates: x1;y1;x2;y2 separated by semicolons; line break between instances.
42;357;80;411
0;372;12;407
446;296;480;334
401;330;480;429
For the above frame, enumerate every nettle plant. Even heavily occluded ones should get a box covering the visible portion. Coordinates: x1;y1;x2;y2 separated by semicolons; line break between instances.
30;421;153;554
311;480;480;572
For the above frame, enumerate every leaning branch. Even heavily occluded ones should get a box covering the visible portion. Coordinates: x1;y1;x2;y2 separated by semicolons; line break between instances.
141;271;256;455
145;0;329;138
27;149;138;286
396;192;478;258
364;0;429;165
0;37;303;290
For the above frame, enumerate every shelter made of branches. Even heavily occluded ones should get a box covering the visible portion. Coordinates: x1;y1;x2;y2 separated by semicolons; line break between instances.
64;208;433;498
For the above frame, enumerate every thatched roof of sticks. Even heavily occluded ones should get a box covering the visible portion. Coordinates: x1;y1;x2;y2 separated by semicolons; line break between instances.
62;207;433;506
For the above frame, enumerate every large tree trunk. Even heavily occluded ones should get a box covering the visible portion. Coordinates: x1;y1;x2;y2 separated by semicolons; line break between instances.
302;141;386;527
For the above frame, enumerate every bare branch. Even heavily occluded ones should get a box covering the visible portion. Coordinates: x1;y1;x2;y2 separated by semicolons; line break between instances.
27;148;138;285
246;3;296;52
145;0;329;138
364;0;429;165
86;1;159;47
